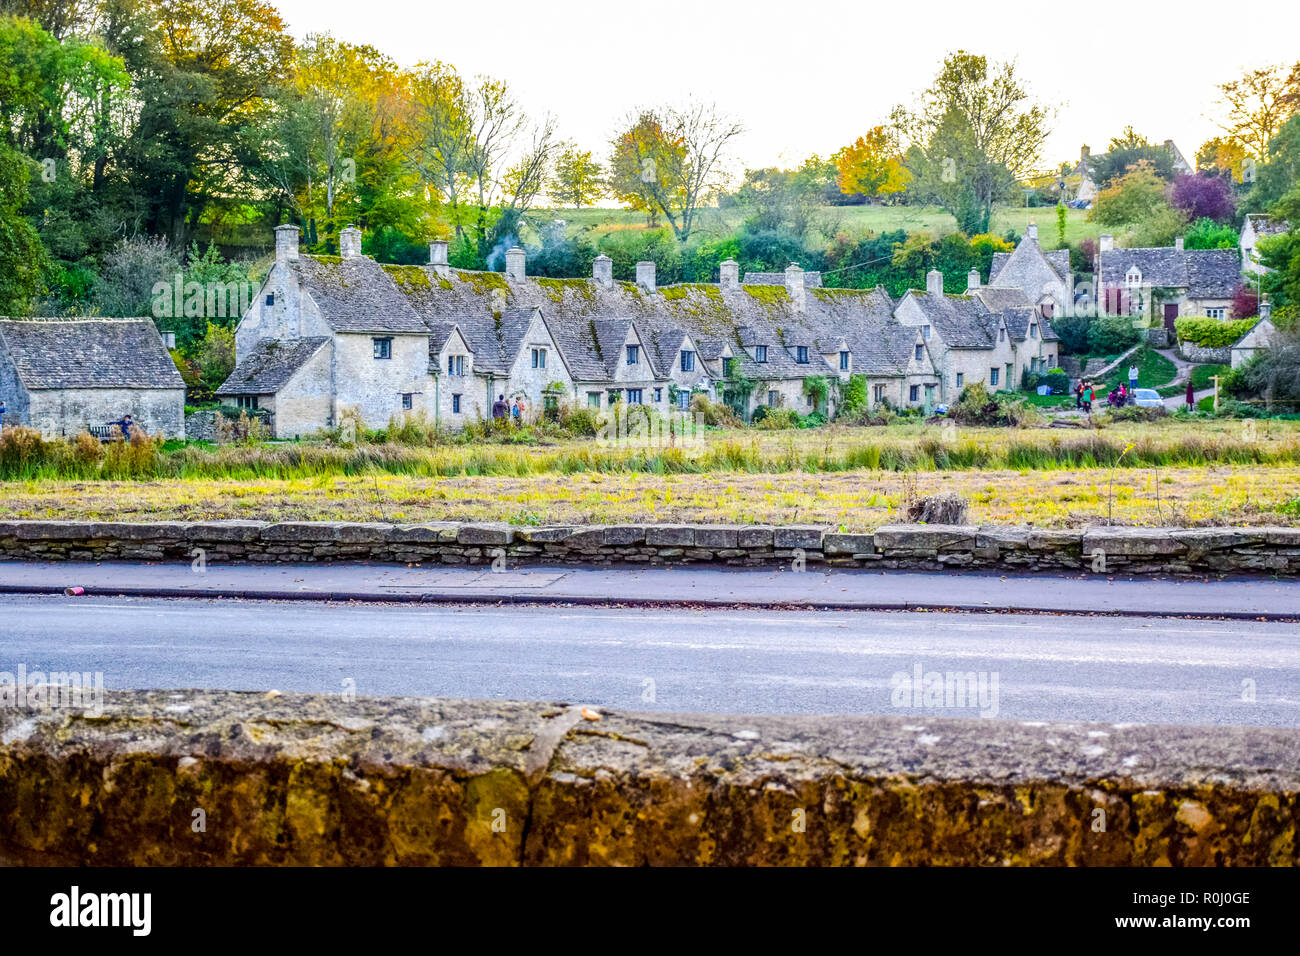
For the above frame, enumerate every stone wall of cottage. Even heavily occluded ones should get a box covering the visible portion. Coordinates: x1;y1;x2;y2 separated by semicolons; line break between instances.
0;346;30;424
25;387;185;438
271;343;334;437
331;332;432;430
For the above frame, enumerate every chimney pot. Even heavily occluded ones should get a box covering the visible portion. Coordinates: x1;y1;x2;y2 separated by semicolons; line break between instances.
1026;222;1038;241
1175;236;1184;251
163;331;176;349
1260;294;1271;322
593;254;614;288
967;268;981;292
926;269;945;298
274;224;300;265
505;247;526;281
635;260;656;293
340;225;363;258
719;259;740;291
1099;234;1114;253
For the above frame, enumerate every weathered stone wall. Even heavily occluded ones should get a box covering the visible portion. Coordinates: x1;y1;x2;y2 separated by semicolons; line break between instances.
1177;342;1233;364
1;520;1298;576
27;386;186;438
0;691;1295;866
184;407;274;442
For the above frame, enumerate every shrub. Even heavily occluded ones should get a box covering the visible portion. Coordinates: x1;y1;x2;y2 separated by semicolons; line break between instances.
73;431;103;468
947;383;1042;427
689;392;740;427
1087;314;1141;354
1106;405;1169;422
1043;368;1070;393
1175;317;1257;347
558;403;600;437
840;374;868;414
755;407;799;429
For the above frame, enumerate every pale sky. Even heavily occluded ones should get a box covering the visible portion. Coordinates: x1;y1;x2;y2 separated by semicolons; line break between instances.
272;0;1299;179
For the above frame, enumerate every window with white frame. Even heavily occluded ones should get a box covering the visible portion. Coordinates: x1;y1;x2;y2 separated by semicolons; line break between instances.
1206;307;1226;320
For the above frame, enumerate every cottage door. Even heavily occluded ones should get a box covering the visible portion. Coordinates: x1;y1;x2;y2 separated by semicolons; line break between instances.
1163;304;1179;331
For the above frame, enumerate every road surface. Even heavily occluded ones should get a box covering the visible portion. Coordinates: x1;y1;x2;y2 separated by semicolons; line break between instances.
2;594;1297;726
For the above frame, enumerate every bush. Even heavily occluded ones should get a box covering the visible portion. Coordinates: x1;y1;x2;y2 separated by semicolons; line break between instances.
1043;368;1070;393
1175;317;1256;348
1087;314;1141;354
1105;405;1169;422
755;407;799;429
947;383;1042;427
559;403;600;437
689;392;740;427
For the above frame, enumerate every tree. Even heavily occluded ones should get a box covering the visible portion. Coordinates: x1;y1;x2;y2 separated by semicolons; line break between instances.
0;146;46;313
1184;217;1240;250
1085;129;1176;187
609;103;742;243
1089;162;1168;226
1197;136;1251;182
1169;173;1235;223
1215;63;1300;161
1244;115;1300;213
832;127;910;200
892;52;1052;235
549;146;604;208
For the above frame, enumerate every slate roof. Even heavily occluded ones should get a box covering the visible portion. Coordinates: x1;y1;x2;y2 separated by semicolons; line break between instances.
906;293;1000;349
989;244;1070;294
0;319;185;390
217;337;329;396
293;256;428;333
1245;214;1288;238
972;287;1032;312
1098;247;1241;298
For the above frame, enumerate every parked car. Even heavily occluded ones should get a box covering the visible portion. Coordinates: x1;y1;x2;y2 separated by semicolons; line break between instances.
1132;388;1163;407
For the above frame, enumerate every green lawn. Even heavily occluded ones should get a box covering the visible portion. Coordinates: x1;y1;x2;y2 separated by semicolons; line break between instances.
1094;348;1177;393
538;204;1104;249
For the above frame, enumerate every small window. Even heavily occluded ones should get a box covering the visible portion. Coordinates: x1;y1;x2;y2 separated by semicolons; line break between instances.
265;293;274;306
677;390;690;410
587;391;601;408
236;395;259;410
990;368;999;386
627;388;643;405
401;393;413;410
914;344;923;361
608;389;621;405
755;345;768;363
452;394;461;413
680;350;695;372
447;354;464;376
922;325;931;340
839;350;849;370
956;372;964;388
1040;303;1053;319
909;385;919;402
1206;307;1226;320
653;387;662;402
796;346;809;364
1030;323;1038;339
373;337;392;360
768;390;779;406
531;347;546;369
998;327;1005;342
872;384;885;403
626;344;639;365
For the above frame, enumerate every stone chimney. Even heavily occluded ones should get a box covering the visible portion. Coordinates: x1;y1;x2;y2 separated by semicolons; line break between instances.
1081;144;1090;160
719;259;740;291
784;262;806;312
966;268;981;292
593;254;613;288
275;224;300;266
1026;222;1038;241
1099;234;1114;253
1260;294;1271;322
1175;236;1184;251
505;247;525;281
636;260;656;293
926;269;945;298
429;239;450;278
340;225;363;258
162;331;176;349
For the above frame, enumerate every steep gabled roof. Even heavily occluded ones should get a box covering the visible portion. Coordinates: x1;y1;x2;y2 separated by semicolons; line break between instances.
217;336;329;396
0;319;185;390
906;292;998;348
294;256;427;333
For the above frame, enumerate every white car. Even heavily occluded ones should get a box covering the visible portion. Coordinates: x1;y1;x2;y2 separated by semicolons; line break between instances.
1131;388;1163;407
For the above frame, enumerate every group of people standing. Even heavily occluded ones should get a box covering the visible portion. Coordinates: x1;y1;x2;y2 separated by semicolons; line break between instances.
490;394;528;424
1075;364;1141;413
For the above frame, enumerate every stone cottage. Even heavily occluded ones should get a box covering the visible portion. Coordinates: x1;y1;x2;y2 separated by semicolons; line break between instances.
220;225;1056;434
1095;235;1242;329
0;318;186;437
1240;214;1288;275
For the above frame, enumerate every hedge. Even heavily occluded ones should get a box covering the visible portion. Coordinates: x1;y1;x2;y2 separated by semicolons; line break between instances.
1175;317;1257;348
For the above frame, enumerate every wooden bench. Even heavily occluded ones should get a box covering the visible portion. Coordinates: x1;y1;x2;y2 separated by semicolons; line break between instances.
87;424;119;442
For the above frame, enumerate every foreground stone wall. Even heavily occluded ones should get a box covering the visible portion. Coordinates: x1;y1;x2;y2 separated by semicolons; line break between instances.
0;691;1295;866
1;519;1299;576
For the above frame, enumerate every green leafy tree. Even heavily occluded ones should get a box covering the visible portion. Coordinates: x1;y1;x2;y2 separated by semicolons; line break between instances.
1089;162;1169;226
549;145;605;207
892;52;1052;235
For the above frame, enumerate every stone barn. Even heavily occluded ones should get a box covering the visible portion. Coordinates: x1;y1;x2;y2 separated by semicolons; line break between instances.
0;319;186;437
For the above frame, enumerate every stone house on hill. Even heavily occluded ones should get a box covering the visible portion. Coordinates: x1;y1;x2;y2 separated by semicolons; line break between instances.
220;225;1063;435
1240;214;1288;275
0;318;186;437
986;223;1073;319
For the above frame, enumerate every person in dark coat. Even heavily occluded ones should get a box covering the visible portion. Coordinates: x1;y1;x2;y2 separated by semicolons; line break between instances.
491;395;508;421
1186;380;1195;409
109;413;135;439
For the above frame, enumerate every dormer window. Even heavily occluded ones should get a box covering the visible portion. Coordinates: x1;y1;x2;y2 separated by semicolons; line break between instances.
680;349;695;372
265;293;274;306
626;344;639;365
922;325;931;340
1030;323;1039;339
796;346;808;364
914;344;923;361
1126;268;1142;286
839;350;849;370
755;345;768;363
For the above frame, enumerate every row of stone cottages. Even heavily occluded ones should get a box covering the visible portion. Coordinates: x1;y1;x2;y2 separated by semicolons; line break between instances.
0;219;1260;439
